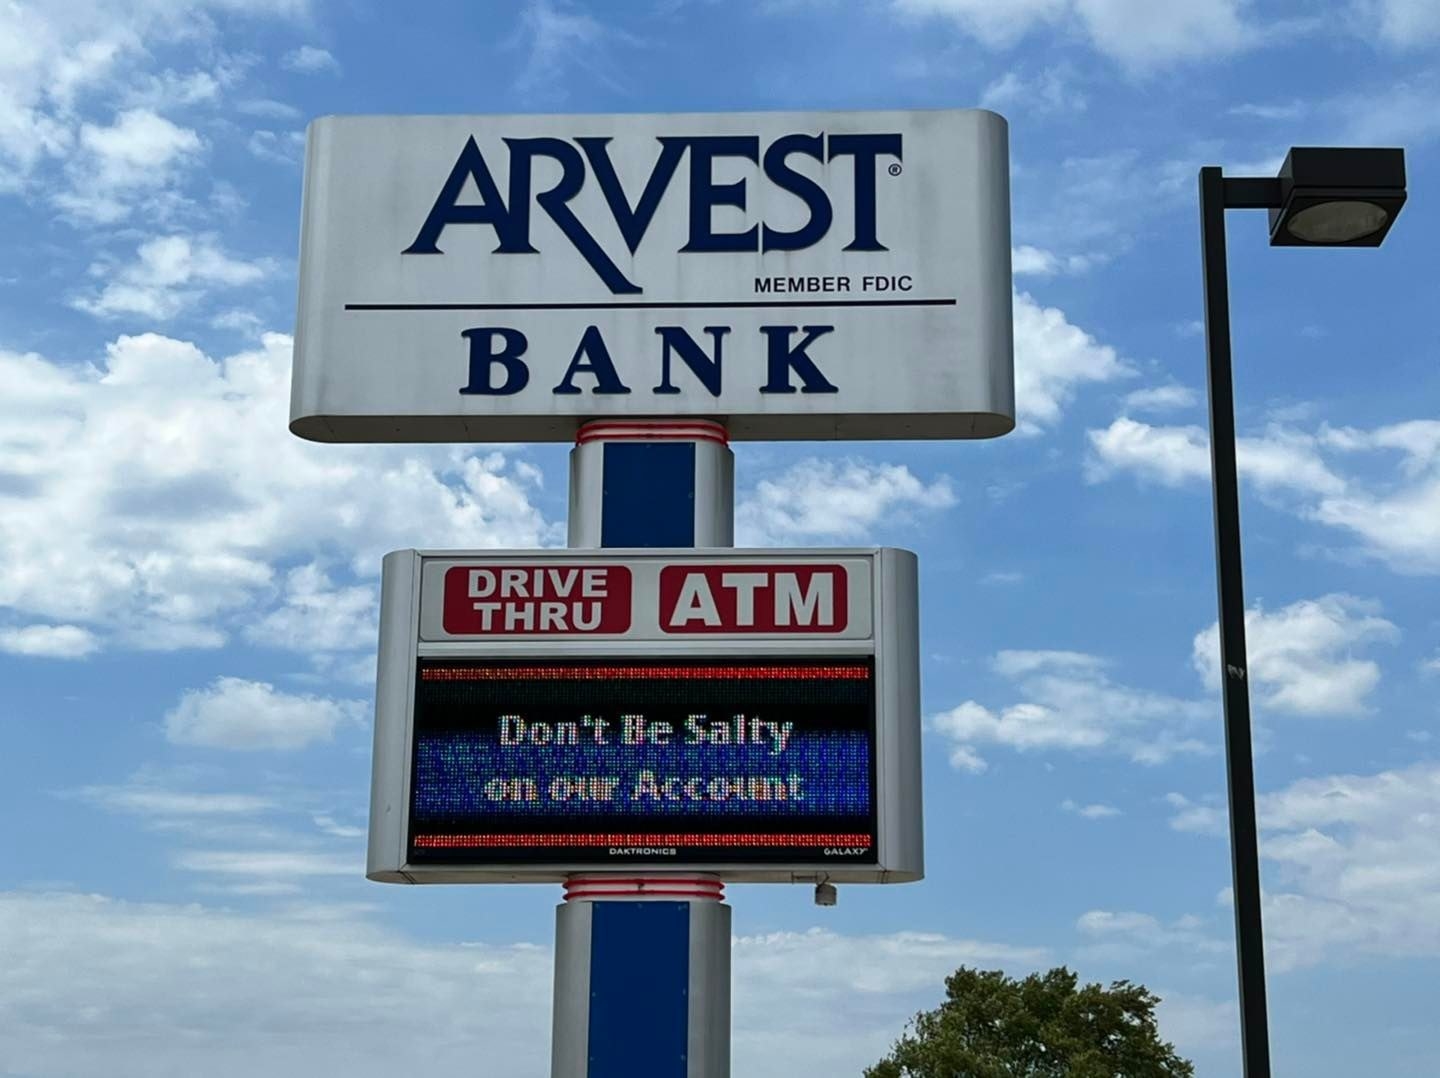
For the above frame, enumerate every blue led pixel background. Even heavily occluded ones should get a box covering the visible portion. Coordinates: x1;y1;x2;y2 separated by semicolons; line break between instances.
407;657;878;865
413;729;871;817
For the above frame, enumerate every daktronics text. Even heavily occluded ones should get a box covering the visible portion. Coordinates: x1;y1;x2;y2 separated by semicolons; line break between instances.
402;132;903;294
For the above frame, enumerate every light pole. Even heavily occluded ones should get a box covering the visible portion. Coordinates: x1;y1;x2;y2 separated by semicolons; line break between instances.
1198;147;1407;1078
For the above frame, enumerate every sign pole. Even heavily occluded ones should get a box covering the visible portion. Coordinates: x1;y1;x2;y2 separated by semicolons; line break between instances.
551;418;735;1078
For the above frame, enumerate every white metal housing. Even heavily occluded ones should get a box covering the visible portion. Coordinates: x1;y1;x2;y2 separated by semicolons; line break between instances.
367;547;923;884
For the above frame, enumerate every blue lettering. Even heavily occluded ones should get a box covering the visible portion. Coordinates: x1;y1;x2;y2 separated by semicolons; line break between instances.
578;137;686;254
828;133;902;251
505;138;641;294
759;325;838;394
681;135;760;253
407;131;903;292
653;326;728;397
460;327;530;395
553;325;632;395
761;133;830;252
404;136;526;255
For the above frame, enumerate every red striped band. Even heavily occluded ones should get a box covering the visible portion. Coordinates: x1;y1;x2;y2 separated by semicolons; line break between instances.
577;419;729;447
563;875;725;903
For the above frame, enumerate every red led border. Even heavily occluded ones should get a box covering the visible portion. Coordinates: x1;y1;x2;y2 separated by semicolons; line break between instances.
413;832;872;849
420;664;871;681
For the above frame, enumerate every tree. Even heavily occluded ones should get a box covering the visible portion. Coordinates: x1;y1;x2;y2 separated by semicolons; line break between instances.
866;966;1195;1078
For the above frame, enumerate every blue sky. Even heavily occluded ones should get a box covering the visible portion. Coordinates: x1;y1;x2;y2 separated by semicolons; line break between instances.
2;1;1439;1075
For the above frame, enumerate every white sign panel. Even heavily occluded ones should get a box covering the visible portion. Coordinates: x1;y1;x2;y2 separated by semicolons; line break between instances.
292;109;1014;443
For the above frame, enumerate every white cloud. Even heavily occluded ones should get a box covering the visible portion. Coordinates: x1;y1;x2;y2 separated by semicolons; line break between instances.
893;0;1249;67
0;333;555;651
1013;292;1131;434
165;677;364;750
0;1;306;195
73;233;271;320
1369;0;1440;44
175;849;358;877
1238;429;1348;496
313;814;366;839
244;563;378;654
1076;909;1223;954
1089;415;1440;571
1228;100;1306;121
212;307;265;334
123;68;225;111
992;649;1098;678
734;927;1050;1071
0;891;553;1078
1331;74;1440;148
1309;421;1440;574
1086;417;1346;497
237;98;303;119
0;890;1044;1078
1122;384;1198;414
1192;594;1398;717
1087;417;1209;485
980;570;1024;586
247;128;306;165
0;623;100;658
736;926;1048;997
1262;762;1440;969
76;105;197;173
1163;761;1440;969
945;742;990;773
892;0;1066;47
930;650;1211;770
1164;792;1225;835
1061;799;1121;818
1071;910;1239;1007
1071;0;1249;70
281;45;339;73
57;107;201;222
736;458;955;544
1011;245;1095;277
1153;992;1239;1056
980;67;1086;114
513;0;637;102
78;785;274;818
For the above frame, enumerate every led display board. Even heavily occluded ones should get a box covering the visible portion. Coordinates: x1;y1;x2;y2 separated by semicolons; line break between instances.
367;548;922;883
408;657;876;866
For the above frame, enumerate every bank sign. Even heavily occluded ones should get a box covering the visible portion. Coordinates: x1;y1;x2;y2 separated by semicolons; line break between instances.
291;109;1014;443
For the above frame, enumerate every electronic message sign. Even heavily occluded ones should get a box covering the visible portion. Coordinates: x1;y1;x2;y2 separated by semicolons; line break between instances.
291;109;1014;444
367;549;922;883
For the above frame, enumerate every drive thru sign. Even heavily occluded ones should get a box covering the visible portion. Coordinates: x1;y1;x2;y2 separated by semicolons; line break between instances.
368;547;921;884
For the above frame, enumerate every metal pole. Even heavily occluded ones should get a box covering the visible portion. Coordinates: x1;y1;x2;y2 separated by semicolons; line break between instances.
1198;166;1272;1078
553;419;735;1078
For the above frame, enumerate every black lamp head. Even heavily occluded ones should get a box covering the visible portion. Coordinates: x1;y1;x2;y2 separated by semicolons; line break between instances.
1269;147;1406;247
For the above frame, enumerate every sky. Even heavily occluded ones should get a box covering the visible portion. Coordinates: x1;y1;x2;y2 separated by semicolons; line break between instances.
2;1;1439;1075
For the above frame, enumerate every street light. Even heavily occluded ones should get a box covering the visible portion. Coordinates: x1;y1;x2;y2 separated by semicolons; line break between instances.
1198;147;1406;1078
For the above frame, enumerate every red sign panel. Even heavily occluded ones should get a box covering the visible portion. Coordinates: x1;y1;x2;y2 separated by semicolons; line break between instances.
658;564;848;634
443;565;633;635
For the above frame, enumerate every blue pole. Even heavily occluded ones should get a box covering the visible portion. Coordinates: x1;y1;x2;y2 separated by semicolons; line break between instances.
551;419;734;1078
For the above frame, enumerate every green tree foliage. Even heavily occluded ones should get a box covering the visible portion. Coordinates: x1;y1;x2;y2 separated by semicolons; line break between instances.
866;966;1195;1078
